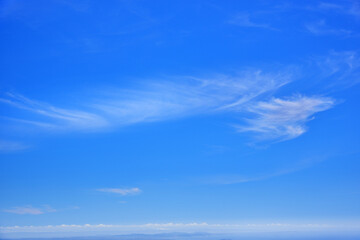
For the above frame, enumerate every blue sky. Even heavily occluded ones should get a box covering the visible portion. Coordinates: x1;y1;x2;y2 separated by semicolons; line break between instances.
0;0;360;238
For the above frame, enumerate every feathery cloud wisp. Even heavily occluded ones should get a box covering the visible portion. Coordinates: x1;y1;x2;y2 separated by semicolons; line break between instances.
97;187;142;196
0;140;28;152
228;13;278;31
0;63;342;142
93;71;290;124
312;51;360;89
3;205;56;215
1;70;291;131
0;93;108;130
237;96;334;141
305;20;352;36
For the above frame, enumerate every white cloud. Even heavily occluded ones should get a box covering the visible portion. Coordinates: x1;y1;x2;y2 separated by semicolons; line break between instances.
97;187;141;196
237;95;334;141
3;205;56;215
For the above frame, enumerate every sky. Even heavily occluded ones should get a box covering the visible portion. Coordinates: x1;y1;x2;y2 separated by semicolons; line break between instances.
0;0;360;238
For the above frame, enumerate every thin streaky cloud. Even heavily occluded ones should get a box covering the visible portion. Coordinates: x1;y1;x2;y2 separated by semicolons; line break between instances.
318;2;344;10
1;60;344;143
0;93;108;130
317;1;360;18
237;95;334;141
282;1;360;18
2;117;58;129
94;70;291;124
228;13;279;31
1;69;291;132
200;156;326;185
2;205;56;215
0;140;28;152
200;169;300;185
312;50;360;90
1;222;359;235
305;19;352;36
97;187;142;196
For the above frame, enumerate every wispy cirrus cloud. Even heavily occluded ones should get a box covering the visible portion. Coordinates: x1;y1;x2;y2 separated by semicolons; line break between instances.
0;69;291;132
0;93;108;130
97;187;142;196
3;205;56;215
93;70;291;124
305;19;353;36
237;95;334;141
316;1;360;18
199;155;327;185
303;1;360;37
312;51;360;89
228;13;278;31
3;51;355;144
0;140;28;152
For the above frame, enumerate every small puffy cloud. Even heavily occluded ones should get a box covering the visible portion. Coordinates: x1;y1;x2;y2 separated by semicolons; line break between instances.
97;187;141;196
